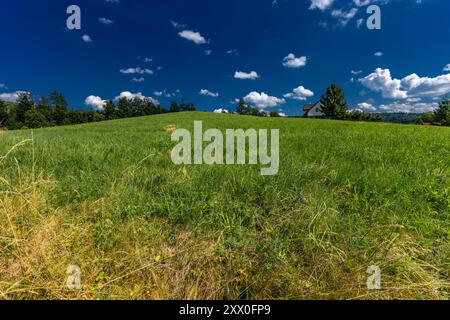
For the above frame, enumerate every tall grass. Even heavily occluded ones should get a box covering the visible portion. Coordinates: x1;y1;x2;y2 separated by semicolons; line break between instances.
0;112;449;299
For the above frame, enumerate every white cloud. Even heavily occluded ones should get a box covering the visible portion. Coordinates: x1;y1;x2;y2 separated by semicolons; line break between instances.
359;68;406;99
377;102;438;114
115;91;159;105
120;67;153;75
153;90;178;98
213;108;230;114
144;57;153;63
360;68;450;99
310;0;335;10
99;17;114;25
178;30;208;44
351;70;363;75
356;18;365;28
353;0;403;7
0;91;27;103
331;8;358;26
131;77;145;83
204;49;212;56
199;89;219;97
444;64;450;72
82;34;93;43
374;52;384;57
282;53;307;68
284;86;314;100
357;102;377;111
243;92;285;109
353;0;374;6
234;71;260;80
85;95;106;111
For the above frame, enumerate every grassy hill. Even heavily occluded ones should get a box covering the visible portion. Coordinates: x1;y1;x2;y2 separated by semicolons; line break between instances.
0;112;449;299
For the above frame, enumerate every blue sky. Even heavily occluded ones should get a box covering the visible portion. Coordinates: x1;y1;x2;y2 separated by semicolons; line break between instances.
0;0;449;116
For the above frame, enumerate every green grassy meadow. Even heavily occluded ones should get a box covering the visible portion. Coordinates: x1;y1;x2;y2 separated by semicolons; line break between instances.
0;112;449;299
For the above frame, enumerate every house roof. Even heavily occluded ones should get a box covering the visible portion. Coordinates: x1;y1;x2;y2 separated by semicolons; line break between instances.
303;104;313;112
303;101;322;112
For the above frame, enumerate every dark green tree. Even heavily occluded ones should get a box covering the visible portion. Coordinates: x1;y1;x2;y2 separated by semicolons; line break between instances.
103;100;117;120
236;98;248;115
0;100;8;126
16;92;35;124
270;111;281;117
24;106;48;128
320;84;348;119
37;96;54;125
49;91;68;125
433;99;450;125
92;112;105;122
178;99;196;112
118;97;132;118
236;98;266;117
170;101;180;113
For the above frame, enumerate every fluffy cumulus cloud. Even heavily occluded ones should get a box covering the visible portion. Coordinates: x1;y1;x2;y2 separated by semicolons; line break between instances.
359;68;450;99
234;71;260;80
310;0;335;10
120;67;153;75
85;95;106;111
178;30;208;44
284;86;314;100
282;54;307;68
199;89;219;97
444;64;450;72
243;92;285;109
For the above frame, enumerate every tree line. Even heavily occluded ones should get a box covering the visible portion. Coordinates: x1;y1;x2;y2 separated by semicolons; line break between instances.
415;100;450;126
235;84;382;122
235;84;450;126
0;91;196;130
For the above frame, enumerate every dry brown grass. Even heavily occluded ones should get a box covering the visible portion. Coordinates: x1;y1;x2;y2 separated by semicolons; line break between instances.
163;124;177;133
1;176;449;300
1;120;449;300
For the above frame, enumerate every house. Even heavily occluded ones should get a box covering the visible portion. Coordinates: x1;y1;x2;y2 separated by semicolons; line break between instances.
303;101;324;118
